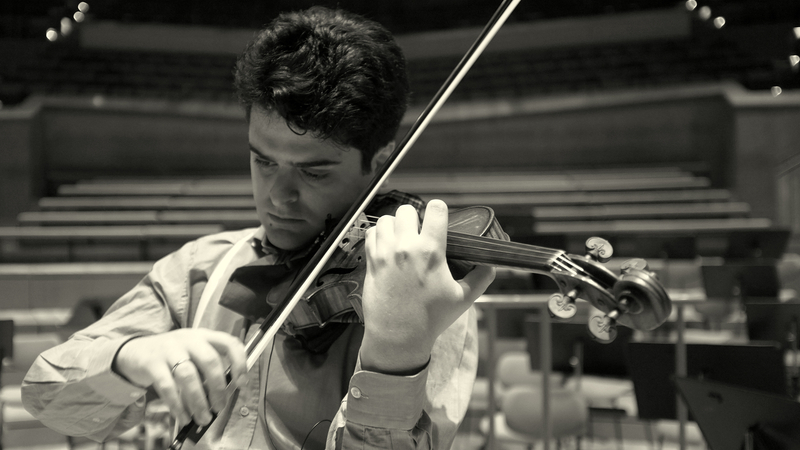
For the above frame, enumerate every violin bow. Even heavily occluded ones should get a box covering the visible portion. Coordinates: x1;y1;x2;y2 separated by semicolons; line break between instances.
169;0;520;446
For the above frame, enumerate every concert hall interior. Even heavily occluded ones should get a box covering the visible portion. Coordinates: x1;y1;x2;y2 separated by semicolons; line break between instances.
2;0;800;449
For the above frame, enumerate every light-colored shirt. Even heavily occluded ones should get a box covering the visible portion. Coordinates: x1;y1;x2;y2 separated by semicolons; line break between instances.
21;226;479;450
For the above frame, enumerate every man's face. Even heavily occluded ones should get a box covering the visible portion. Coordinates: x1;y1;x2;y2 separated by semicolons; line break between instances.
249;108;382;251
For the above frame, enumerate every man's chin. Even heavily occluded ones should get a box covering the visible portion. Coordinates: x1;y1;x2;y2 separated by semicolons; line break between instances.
264;228;314;252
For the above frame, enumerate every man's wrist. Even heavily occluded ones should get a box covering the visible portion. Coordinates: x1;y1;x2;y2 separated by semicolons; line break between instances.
359;337;431;376
111;335;146;387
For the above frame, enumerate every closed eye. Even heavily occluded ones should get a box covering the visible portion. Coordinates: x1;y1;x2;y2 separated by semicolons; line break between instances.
253;157;274;168
300;168;328;181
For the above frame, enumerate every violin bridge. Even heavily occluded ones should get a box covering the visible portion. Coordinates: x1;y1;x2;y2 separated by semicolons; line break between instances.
339;213;370;253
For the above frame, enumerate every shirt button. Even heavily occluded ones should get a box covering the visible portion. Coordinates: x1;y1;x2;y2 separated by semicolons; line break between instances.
92;417;101;423
129;392;139;398
350;387;362;399
239;406;250;417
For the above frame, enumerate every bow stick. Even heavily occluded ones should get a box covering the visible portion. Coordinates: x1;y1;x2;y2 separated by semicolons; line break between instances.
169;1;520;447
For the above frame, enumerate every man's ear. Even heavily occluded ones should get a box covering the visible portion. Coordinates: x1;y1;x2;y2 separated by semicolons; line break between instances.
370;141;394;173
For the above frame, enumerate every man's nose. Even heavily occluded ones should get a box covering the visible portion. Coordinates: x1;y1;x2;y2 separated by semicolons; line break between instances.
270;168;300;205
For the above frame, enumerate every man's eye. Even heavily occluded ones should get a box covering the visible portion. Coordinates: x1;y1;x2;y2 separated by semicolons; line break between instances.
301;169;327;181
254;158;274;168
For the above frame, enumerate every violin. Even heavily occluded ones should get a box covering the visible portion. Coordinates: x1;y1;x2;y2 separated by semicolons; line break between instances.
288;205;671;344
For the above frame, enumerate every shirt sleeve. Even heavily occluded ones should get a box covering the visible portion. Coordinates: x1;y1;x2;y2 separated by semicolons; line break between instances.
20;238;201;442
327;307;479;450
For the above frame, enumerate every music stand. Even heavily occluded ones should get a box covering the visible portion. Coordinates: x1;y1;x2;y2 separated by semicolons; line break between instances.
702;264;781;300
675;377;800;450
745;301;800;397
724;229;791;259
745;302;800;350
626;341;788;420
524;318;632;377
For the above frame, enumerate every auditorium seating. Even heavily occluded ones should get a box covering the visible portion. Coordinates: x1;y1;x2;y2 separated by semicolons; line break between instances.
0;166;789;265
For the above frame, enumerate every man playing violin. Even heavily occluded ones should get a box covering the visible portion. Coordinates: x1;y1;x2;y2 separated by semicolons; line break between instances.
22;6;496;450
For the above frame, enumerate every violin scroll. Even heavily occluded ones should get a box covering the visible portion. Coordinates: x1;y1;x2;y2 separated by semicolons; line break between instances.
548;238;671;343
589;257;669;342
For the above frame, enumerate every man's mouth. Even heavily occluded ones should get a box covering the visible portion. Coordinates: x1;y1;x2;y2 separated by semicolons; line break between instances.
267;213;304;225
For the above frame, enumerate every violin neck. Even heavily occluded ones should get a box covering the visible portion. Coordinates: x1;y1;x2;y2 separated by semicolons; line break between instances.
445;231;565;273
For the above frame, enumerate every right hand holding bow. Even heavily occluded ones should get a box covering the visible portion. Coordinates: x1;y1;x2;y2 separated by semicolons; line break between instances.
113;329;247;427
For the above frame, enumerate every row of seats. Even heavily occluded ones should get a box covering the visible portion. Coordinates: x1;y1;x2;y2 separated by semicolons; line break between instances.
0;167;788;263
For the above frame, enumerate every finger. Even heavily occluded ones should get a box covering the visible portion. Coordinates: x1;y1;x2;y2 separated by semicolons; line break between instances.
185;343;228;413
150;363;191;426
171;360;214;426
373;214;396;256
456;265;496;305
202;331;247;398
365;226;377;264
393;204;421;239
419;199;449;249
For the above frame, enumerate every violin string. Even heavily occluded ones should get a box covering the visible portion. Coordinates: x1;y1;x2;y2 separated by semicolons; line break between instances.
362;216;560;261
552;255;583;276
363;215;560;262
361;216;563;267
361;216;597;279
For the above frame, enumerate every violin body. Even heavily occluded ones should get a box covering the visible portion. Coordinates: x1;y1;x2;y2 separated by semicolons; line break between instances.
291;205;672;342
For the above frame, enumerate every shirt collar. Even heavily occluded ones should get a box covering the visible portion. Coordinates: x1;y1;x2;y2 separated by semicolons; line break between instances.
250;226;321;265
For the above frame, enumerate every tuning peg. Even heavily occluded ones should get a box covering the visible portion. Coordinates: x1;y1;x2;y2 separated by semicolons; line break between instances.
548;290;578;320
620;258;649;273
585;237;613;263
587;297;632;343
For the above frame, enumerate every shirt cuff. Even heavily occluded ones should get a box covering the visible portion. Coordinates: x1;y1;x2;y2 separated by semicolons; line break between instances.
83;335;148;405
345;355;429;430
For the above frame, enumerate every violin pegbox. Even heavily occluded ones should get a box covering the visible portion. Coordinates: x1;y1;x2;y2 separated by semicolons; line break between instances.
339;213;371;253
547;237;615;321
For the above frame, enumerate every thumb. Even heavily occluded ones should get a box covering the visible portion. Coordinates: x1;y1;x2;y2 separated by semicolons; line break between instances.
455;265;496;305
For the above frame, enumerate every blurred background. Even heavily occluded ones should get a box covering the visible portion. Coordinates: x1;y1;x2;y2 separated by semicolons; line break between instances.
1;1;800;449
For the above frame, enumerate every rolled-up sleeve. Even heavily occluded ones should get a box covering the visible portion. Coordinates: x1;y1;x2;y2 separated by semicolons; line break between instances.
20;237;202;442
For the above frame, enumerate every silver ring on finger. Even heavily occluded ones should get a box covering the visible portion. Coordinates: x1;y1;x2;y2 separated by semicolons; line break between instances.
171;359;190;376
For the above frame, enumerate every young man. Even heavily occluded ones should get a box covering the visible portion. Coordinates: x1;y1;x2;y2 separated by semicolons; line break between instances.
22;6;495;450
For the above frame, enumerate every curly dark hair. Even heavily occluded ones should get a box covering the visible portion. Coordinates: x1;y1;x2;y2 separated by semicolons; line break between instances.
234;6;410;172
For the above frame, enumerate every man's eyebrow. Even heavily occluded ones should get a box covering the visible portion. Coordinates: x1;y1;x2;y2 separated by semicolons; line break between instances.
248;143;342;168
